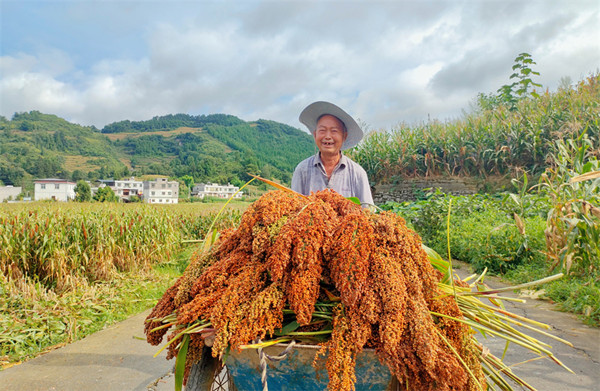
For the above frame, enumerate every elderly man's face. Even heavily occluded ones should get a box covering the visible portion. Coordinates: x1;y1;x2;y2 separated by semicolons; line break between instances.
314;115;347;156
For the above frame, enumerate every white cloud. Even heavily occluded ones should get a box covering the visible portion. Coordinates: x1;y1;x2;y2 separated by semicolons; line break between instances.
0;63;84;119
1;0;598;131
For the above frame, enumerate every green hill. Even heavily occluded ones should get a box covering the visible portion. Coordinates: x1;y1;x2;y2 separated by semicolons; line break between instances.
0;111;315;191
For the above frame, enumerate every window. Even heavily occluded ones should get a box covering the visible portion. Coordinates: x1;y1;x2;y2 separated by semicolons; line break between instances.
41;184;46;189
55;184;60;189
151;191;155;196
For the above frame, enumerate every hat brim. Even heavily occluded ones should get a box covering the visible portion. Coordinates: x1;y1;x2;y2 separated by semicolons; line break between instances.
299;101;363;150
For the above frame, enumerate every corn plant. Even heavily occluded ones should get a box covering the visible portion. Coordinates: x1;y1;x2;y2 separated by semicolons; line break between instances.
540;134;600;277
349;73;599;183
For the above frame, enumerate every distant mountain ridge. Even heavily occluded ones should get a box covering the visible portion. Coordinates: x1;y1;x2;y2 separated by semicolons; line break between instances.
0;111;315;190
101;113;246;133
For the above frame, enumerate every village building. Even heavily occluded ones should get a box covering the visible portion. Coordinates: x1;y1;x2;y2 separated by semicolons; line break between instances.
99;177;144;202
142;177;179;204
192;183;242;199
0;185;22;202
34;179;76;201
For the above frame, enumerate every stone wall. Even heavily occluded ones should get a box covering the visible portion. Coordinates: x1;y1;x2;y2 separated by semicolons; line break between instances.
373;177;479;204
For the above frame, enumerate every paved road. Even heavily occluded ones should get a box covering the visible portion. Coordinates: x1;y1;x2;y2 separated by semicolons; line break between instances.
450;263;600;391
0;310;172;391
1;263;598;391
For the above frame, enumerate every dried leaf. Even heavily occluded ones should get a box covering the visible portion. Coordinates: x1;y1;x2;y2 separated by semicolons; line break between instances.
569;170;600;183
514;213;526;235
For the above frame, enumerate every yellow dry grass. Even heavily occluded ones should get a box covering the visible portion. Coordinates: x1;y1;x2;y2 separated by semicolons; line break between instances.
63;155;102;171
103;127;203;141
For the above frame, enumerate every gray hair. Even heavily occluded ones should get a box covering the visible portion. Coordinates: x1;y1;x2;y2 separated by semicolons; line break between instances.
316;114;347;134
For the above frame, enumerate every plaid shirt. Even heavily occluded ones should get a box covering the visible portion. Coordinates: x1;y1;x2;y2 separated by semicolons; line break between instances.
291;153;374;207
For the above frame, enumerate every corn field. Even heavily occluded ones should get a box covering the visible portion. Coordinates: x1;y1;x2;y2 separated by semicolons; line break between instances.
350;74;599;183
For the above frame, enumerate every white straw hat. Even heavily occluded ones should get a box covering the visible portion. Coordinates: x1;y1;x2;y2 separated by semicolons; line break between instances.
299;101;363;150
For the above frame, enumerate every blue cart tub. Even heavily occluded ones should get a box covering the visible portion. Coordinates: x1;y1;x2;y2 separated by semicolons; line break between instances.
186;343;399;390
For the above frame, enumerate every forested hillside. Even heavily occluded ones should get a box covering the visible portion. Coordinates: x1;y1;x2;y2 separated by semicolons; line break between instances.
0;111;314;191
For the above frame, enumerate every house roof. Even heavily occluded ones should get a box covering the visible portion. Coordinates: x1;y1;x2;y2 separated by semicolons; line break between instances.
34;178;76;185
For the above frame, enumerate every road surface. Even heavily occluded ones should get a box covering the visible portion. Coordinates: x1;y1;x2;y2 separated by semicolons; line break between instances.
0;262;598;390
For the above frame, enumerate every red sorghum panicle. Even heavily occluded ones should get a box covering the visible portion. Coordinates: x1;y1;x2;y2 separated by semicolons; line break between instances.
145;190;485;390
145;277;182;345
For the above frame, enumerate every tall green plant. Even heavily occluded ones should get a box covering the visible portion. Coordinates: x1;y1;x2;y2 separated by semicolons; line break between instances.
74;180;91;202
351;73;598;183
509;52;543;99
541;133;599;276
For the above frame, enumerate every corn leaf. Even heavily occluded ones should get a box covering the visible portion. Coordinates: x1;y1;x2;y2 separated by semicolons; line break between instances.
174;334;190;391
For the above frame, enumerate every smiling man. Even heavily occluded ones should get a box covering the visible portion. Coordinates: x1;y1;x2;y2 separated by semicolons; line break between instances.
291;101;374;207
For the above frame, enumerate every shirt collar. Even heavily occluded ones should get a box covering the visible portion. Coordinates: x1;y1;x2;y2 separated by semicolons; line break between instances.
314;152;347;168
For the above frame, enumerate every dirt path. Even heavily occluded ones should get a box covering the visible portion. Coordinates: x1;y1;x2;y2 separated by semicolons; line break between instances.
0;263;598;391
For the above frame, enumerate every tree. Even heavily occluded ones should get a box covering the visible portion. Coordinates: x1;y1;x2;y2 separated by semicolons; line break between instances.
179;183;191;199
93;186;119;202
31;156;64;178
180;174;194;189
260;164;274;180
0;160;26;186
19;120;34;131
74;180;92;202
509;52;542;98
558;76;573;91
485;52;543;111
71;169;85;182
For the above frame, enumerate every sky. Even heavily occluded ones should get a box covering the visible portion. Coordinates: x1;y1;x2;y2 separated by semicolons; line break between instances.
1;0;599;133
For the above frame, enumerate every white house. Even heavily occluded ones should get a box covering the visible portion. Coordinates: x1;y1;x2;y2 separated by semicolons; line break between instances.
0;185;22;202
99;177;144;201
34;179;76;201
192;183;242;199
142;177;179;204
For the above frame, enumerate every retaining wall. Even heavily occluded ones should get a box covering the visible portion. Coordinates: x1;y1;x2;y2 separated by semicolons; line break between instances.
373;177;479;204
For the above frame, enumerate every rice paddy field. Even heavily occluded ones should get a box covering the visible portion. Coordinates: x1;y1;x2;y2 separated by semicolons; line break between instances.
0;201;248;368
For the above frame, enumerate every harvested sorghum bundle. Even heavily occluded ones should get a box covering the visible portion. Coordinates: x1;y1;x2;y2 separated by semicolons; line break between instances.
145;190;485;390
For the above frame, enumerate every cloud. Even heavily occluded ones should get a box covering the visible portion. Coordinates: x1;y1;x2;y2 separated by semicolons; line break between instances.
0;69;84;119
428;51;512;97
0;0;599;131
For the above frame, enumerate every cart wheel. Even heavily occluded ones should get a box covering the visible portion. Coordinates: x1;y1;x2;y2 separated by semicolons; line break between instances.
185;346;236;391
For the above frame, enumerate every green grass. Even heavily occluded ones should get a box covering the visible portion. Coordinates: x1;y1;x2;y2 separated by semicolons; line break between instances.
385;192;600;327
504;264;600;326
0;244;199;369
